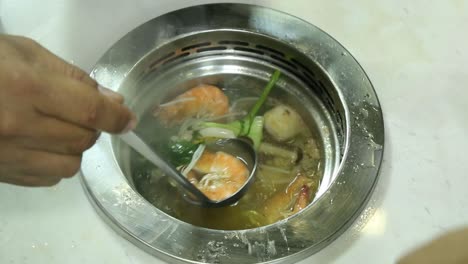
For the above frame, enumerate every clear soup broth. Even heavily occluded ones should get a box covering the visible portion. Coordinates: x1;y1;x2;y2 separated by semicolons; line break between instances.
125;74;323;230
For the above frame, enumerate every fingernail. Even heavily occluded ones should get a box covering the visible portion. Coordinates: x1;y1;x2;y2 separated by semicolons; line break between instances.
98;85;124;102
122;115;138;133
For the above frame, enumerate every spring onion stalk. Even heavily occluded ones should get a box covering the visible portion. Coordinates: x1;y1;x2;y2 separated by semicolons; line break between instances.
200;70;281;139
201;121;243;136
248;116;264;150
245;70;281;129
199;127;236;139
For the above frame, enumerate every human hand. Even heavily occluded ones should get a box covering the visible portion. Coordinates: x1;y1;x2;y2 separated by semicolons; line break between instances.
0;34;136;186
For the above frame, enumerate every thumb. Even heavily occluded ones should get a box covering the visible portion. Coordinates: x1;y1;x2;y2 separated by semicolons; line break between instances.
97;85;125;104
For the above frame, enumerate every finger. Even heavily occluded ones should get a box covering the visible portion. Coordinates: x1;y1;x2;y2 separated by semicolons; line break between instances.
8;116;99;155
45;58;125;103
0;174;61;187
0;143;82;179
38;57;125;104
30;41;97;87
18;150;82;179
35;73;137;134
27;40;124;103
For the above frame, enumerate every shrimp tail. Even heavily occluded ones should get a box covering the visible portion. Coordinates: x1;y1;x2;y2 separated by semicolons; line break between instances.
292;185;310;213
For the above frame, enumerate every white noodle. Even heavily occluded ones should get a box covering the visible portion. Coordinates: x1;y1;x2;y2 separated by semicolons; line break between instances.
182;144;206;176
199;173;229;188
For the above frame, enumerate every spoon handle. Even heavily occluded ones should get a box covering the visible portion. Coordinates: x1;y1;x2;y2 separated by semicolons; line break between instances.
119;131;168;170
118;131;205;199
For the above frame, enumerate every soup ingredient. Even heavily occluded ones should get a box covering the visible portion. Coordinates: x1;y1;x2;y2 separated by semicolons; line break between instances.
201;70;281;147
198;127;236;139
162;140;201;167
260;174;313;223
298;137;321;174
177;71;279;201
258;164;291;176
248;116;264;149
258;142;300;164
180;144;205;176
186;150;249;201
158;71;279;201
292;185;310;213
154;84;229;125
264;105;304;142
132;69;323;229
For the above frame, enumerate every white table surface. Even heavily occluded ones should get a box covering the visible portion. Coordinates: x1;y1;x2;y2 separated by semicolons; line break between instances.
1;0;467;263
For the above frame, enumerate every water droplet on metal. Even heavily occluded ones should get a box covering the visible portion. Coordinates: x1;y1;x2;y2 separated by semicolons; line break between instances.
353;165;359;172
361;108;369;118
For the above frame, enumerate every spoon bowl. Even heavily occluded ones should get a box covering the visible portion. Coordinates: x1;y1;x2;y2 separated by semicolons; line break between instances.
118;131;257;207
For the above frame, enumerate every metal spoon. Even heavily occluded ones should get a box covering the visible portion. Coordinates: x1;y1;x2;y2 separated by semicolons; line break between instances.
118;131;257;207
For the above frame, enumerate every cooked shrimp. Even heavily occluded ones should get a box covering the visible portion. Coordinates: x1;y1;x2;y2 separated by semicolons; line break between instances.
292;185;310;214
260;173;313;223
187;150;249;201
155;85;229;125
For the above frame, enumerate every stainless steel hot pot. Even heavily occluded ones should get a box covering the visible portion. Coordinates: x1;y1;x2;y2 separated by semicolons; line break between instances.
81;3;384;263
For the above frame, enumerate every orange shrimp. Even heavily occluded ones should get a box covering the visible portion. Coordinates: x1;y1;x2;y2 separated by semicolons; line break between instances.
292;185;310;214
187;150;249;201
155;85;229;125
260;174;313;223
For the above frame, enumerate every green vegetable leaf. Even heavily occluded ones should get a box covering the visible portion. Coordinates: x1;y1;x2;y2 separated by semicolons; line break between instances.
163;140;200;167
